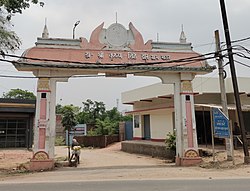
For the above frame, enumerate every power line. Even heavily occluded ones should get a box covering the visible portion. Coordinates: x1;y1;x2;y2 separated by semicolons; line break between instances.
0;46;235;79
1;48;224;68
0;55;217;79
231;36;250;44
0;53;218;70
234;59;250;69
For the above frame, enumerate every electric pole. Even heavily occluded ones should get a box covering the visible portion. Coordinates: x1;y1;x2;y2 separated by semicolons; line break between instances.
214;30;233;161
219;0;249;163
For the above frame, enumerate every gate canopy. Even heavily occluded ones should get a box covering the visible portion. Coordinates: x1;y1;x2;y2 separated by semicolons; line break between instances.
14;22;215;76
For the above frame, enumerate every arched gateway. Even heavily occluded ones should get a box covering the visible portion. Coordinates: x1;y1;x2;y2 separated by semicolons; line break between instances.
14;22;214;170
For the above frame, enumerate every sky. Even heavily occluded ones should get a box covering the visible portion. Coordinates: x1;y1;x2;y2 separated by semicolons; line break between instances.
1;0;250;111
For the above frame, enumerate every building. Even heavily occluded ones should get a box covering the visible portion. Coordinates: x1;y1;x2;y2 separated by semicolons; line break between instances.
122;77;250;144
0;98;36;148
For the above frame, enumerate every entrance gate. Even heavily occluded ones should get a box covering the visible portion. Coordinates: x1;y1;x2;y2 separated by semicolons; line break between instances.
14;22;215;169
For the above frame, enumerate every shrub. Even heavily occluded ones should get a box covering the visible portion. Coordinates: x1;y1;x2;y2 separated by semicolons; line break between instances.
165;132;176;153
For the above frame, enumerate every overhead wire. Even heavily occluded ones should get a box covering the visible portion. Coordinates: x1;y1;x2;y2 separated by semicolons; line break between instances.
234;59;250;69
1;50;220;68
0;55;216;79
0;48;221;79
1;43;241;79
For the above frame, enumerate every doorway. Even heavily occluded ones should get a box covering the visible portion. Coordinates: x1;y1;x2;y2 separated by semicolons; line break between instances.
0;118;29;148
143;115;151;140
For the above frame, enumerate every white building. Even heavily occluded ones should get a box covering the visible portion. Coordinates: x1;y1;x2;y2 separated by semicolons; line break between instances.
122;77;250;144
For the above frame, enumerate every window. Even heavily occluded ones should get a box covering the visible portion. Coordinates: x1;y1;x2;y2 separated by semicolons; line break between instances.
134;115;140;128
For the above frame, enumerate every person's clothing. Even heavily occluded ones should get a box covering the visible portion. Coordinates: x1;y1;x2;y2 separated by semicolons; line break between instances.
71;140;80;164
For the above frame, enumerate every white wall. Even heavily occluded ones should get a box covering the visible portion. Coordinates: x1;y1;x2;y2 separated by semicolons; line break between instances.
150;109;174;140
132;109;174;140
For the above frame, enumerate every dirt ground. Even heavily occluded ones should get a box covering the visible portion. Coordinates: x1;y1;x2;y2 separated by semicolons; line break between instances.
0;142;250;179
0;149;32;171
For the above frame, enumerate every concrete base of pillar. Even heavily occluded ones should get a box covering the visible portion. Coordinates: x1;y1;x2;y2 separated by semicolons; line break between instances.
30;159;54;171
29;151;54;171
175;156;202;166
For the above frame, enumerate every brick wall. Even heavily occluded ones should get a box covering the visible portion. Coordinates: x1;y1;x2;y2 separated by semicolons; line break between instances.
75;135;119;148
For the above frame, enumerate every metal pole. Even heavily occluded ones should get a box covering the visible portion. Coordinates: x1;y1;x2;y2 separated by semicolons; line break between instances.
219;0;249;163
214;30;233;161
210;108;215;162
73;21;80;39
73;27;75;39
229;120;235;165
202;107;208;147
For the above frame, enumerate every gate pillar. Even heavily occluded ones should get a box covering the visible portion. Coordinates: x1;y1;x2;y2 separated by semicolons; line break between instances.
157;73;202;166
175;78;202;166
30;76;67;171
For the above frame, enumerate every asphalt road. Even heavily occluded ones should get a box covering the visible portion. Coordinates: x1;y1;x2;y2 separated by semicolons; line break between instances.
1;179;250;191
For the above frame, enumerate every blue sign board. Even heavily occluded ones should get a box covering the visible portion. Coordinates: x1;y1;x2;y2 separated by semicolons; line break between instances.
212;108;230;138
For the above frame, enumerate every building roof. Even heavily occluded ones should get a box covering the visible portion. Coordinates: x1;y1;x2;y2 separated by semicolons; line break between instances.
0;98;36;113
122;77;250;104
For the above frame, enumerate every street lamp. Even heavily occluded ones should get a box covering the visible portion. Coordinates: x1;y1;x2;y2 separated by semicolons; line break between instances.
73;20;80;39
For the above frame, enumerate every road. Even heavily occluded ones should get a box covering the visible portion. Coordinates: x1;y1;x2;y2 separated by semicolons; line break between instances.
1;179;250;191
1;143;250;191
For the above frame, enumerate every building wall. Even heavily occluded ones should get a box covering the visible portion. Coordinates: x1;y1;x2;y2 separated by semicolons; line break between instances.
150;110;174;140
123;77;250;142
0;99;36;148
132;109;174;141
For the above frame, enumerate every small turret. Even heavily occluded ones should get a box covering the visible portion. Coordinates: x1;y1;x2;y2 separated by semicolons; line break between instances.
42;18;49;38
179;24;187;43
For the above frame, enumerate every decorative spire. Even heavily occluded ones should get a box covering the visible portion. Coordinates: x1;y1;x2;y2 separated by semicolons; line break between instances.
42;18;49;38
179;24;187;43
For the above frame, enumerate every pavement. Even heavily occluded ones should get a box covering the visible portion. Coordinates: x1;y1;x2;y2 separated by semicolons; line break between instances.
1;142;250;183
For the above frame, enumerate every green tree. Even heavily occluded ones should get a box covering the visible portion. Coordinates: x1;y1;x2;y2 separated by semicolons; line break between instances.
95;118;117;135
0;0;44;53
165;132;176;153
56;104;80;114
85;106;132;136
2;88;36;99
105;107;132;134
61;105;78;160
0;0;44;19
76;99;132;136
78;99;106;124
55;104;63;114
0;14;20;53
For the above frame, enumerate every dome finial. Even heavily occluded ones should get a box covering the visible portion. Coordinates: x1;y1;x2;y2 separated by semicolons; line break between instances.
42;18;49;38
179;24;187;43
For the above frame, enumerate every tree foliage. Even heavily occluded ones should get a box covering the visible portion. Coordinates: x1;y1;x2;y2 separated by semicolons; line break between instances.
61;105;78;131
0;0;44;53
165;132;176;152
56;104;80;115
0;13;20;53
77;99;106;124
60;105;78;161
77;100;132;136
0;0;44;19
57;100;132;136
94;118;118;136
2;88;36;99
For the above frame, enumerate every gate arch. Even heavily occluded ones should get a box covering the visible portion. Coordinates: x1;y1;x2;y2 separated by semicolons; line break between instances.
14;22;215;168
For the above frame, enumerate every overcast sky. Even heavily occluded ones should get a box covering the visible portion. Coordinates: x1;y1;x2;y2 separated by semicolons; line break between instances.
1;0;250;111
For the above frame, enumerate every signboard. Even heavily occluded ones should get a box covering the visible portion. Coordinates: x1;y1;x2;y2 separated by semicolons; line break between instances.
38;119;47;128
212;108;230;138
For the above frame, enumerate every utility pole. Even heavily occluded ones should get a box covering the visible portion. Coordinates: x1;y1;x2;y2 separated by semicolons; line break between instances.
214;30;233;161
219;0;250;163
